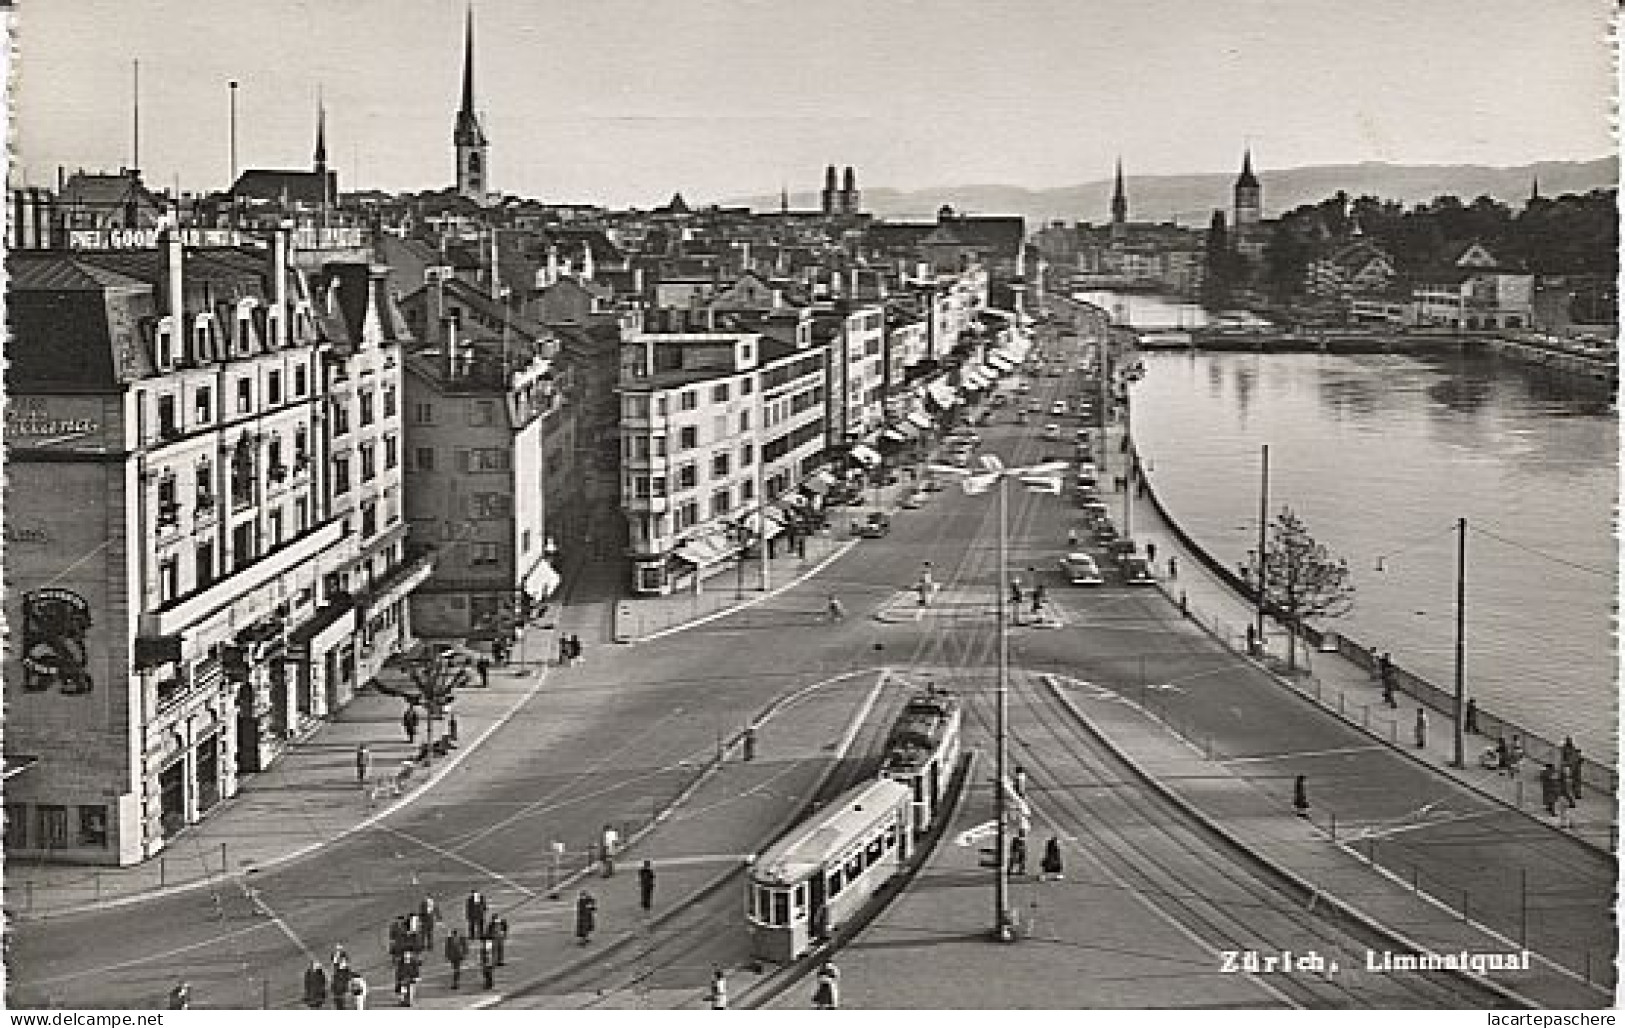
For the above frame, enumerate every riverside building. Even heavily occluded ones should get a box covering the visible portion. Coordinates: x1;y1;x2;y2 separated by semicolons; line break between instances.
4;225;429;865
618;331;827;595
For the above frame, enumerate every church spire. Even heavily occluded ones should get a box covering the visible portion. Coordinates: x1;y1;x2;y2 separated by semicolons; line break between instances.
461;6;477;119
313;91;328;170
454;4;490;202
1111;158;1128;225
1236;147;1259;189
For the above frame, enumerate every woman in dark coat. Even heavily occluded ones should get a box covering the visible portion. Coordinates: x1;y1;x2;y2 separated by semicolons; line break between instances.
1040;837;1064;880
575;890;597;944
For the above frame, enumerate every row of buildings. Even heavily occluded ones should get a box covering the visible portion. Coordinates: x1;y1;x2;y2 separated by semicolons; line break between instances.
4;16;1032;866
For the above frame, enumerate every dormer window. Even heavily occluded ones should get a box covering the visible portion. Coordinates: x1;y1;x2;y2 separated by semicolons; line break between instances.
155;326;176;371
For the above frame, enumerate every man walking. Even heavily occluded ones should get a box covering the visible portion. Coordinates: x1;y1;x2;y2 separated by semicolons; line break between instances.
443;929;468;990
478;934;497;990
487;912;509;967
419;895;438;949
575;890;598;945
402;704;419;744
465;889;488;939
1561;736;1583;799
638;860;657;911
355;744;371;788
476;656;490;688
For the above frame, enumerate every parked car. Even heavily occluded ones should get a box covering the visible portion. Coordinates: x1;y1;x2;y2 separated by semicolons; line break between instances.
1078;499;1109;519
1017;382;1033;394
1122;556;1156;584
921;478;945;492
1044;423;1062;440
1093;520;1120;543
852;512;891;537
899;492;925;510
1107;538;1138;564
1059;552;1104;586
1050;401;1068;416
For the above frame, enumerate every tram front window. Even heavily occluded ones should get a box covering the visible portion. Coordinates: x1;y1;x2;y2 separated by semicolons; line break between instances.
772;891;790;926
794;883;808;915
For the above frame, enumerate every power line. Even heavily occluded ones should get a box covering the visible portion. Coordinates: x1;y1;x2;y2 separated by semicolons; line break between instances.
1467;524;1614;579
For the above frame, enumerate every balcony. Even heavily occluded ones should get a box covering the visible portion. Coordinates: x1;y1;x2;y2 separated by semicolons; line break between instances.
139;519;344;639
353;552;436;617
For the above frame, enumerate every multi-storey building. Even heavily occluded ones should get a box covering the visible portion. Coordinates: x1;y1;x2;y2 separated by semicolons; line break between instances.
401;286;564;641
618;332;827;595
4;227;428;865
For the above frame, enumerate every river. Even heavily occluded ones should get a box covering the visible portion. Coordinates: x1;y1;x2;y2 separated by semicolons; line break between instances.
1087;293;1618;761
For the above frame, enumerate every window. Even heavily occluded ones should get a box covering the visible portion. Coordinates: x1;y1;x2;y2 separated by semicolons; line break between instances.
360;444;376;483
39;806;68;849
677;501;699;530
157;395;178;437
268;506;285;546
236;377;252;414
739;410;751;431
156;474;179;526
741;376;754;395
711;489;730;517
383;387;397;418
333;455;351;495
470;542;501;566
679;426;698;450
159;556;180;603
677;464;697;490
712;383;730;402
474;448;509;471
294;497;310;531
267;369;283;406
742;479;755;502
679;391;697;411
294;426;310;469
359;391;375;426
76;806;108;849
293;363;308;397
384;435;398;469
827;869;844;898
771;890;790;926
653;436;668;458
471;493;509;518
233;523;255;570
195;458;214;509
4;804;26;848
469;400;497;426
845;853;863;881
332;401;350;436
712;452;730;478
624;394;650;419
651;476;667;497
266;435;285;480
195;385;213;424
415;447;436;472
361;501;377;538
740;443;754;466
413;402;434;424
196;540;215;586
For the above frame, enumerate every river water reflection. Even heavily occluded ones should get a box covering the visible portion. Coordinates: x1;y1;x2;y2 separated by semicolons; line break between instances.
1121;330;1617;761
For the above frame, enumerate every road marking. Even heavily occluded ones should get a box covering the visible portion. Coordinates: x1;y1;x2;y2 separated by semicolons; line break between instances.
380;825;541;899
1221;744;1385;764
639;541;856;643
239;874;318;962
954;820;1000;847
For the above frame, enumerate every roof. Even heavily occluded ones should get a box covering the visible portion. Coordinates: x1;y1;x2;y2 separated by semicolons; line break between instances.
946;215;1025;257
751;778;912;886
1236;150;1260;189
56;171;166;220
8;253;159;389
882;693;961;775
229;169;337;207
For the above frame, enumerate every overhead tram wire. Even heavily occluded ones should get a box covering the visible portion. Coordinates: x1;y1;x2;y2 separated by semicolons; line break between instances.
1466;524;1615;579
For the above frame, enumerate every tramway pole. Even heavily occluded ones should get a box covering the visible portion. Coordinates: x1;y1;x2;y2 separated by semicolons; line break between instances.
994;472;1012;941
1255;444;1270;654
1451;517;1467;768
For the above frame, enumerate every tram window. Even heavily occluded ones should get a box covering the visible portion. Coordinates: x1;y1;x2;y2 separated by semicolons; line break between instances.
866;837;884;863
886;824;898;849
845;854;863;880
752;886;769;921
912;778;923;801
772;891;790;926
794;884;807;913
827;870;843;897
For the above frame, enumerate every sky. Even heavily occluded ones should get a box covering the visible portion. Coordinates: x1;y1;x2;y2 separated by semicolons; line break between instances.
12;0;1619;209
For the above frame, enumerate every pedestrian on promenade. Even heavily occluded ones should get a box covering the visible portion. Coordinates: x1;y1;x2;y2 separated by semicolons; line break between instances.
303;960;328;1009
812;962;841;1010
444;928;468;989
355;744;371;788
1465;698;1480;735
402;704;419;744
558;635;570;666
465;889;488;939
388;915;408;960
1068;528;1078;547
1495;735;1511;774
487;913;509;966
478;935;497;989
1367;647;1381;681
710;966;729;1010
1031;583;1047;615
743;726;757;762
1007;833;1027;876
419;895;438;949
476;656;490;688
1167;555;1178;580
493;638;510;665
600;823;620;876
1010;581;1023;607
1561;737;1583;799
166;982;190;1010
1381;665;1397;709
348;974;369;1011
330;953;353;1009
1509;735;1525;777
639;859;657;911
571;634;585;665
827;594;845;622
1413;707;1428;749
1556;777;1577;829
575;890;598;945
1040;837;1064;880
1539;763;1561;816
1245;624;1259;656
1014;765;1028;797
395;947;421;1006
448;713;460;745
1146;542;1158;565
1293;775;1310;817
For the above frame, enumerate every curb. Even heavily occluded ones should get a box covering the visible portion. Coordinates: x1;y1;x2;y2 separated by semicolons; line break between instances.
1041;673;1543;1009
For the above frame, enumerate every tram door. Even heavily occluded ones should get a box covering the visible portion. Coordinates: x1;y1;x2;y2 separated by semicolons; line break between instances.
927;762;941;827
808;873;829;945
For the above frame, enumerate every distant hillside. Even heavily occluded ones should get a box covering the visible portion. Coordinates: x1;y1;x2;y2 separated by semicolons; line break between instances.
727;158;1618;228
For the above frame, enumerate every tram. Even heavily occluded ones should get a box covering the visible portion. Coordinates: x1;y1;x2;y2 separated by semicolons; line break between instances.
745;778;913;963
879;690;962;836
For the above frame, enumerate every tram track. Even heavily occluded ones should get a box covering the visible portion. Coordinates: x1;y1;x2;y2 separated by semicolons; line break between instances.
956;667;1521;1008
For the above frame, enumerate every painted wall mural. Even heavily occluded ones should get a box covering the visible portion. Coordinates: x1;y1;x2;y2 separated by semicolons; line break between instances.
20;588;94;695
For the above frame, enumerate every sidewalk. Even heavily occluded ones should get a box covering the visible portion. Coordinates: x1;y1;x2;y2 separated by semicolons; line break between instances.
1088;399;1618;855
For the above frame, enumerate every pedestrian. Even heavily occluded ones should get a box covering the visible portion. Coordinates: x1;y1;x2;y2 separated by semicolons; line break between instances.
355;744;371;787
348;974;368;1011
403;704;419;744
575;890;598;945
1539;763;1560;816
444;928;468;990
395;946;421;1006
1495;735;1511;774
419;895;439;949
478;934;496;989
639;859;656;911
1007;833;1027;876
1031;583;1046;615
1413;707;1428;749
1367;646;1381;682
1293;775;1310;817
827;594;844;622
601;824;619;876
1245;624;1259;656
1561;736;1583;799
448;713;460;745
388;915;408;960
743;726;757;762
1067;527;1078;547
465;889;488;939
569;634;584;665
1040;836;1064;880
165;981;191;1010
487;912;509;966
1146;542;1157;565
1381;665;1397;709
812;962;840;1010
494;638;509;665
476;656;490;688
330;954;353;1010
1167;555;1178;579
303;960;328;1009
1556;776;1577;829
1465;697;1480;735
1010;581;1023;607
1014;765;1027;797
1508;735;1525;777
557;635;570;666
710;965;729;1010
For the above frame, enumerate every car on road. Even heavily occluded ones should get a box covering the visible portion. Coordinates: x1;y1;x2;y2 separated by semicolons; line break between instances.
1107;538;1138;564
1078;499;1109;519
945;431;981;446
921;478;945;492
899;491;926;510
992;394;1009;406
1122;556;1156;584
1043;423;1062;440
1050;401;1068;416
1017;382;1033;394
1059;552;1104;586
1093;520;1120;543
852;512;891;538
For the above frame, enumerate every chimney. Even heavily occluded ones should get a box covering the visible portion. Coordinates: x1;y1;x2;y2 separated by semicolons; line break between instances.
443;315;459;379
164;222;185;320
272;228;289;346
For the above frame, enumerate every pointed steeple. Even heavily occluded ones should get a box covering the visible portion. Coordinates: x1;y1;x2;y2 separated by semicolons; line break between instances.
780;183;789;214
313;92;328;171
1236;148;1259;189
1110;158;1128;225
1529;175;1542;203
454;5;488;149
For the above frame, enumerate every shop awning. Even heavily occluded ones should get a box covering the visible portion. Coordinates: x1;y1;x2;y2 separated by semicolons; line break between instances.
882;427;911;443
926;381;958;408
850;444;883;466
907;411;935;430
743;508;788;540
674;535;732;567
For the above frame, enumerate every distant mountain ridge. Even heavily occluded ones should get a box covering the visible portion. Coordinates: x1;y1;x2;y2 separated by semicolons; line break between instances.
726;158;1618;227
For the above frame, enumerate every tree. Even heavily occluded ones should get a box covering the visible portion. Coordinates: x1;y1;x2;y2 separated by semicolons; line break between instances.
1257;507;1355;671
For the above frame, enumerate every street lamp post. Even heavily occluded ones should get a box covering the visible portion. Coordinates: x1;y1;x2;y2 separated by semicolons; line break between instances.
1451;517;1467;768
1255;444;1270;652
